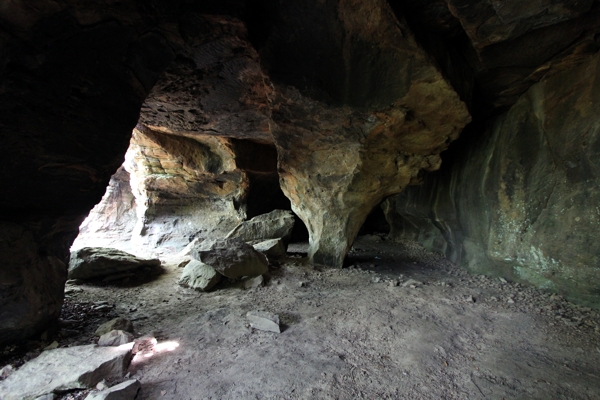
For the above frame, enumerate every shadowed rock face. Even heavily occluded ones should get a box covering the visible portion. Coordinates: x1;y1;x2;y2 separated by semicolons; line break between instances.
385;53;600;306
267;0;470;267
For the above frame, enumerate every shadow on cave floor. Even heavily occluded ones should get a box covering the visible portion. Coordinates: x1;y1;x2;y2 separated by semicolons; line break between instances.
3;236;600;399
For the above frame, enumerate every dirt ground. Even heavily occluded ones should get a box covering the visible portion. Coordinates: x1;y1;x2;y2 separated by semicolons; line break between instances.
3;235;600;399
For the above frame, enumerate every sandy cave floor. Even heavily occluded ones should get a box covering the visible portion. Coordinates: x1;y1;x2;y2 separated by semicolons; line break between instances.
3;235;600;399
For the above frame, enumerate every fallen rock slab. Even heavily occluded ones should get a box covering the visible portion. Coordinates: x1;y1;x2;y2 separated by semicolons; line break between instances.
98;330;134;347
68;247;160;280
252;238;287;261
85;379;141;400
192;238;268;279
95;318;134;336
178;260;221;291
247;311;281;333
226;210;295;244
0;344;133;400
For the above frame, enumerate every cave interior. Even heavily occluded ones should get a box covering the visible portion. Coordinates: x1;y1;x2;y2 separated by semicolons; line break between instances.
1;0;600;398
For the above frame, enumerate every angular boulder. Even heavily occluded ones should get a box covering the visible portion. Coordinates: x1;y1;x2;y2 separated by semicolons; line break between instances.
178;260;221;291
98;330;135;347
85;379;141;400
95;318;134;337
0;344;133;400
68;247;161;280
225;210;295;244
252;238;287;261
191;238;268;279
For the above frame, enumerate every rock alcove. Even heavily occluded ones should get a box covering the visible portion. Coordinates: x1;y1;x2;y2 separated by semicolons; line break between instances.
1;0;600;398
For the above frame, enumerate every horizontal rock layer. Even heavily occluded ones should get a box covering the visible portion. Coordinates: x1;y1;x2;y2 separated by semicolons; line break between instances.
386;52;600;306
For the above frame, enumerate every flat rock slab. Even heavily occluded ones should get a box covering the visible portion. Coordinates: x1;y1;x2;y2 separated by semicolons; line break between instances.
178;260;221;291
0;344;133;400
226;210;295;244
247;311;281;333
69;247;160;280
85;379;141;400
192;238;268;279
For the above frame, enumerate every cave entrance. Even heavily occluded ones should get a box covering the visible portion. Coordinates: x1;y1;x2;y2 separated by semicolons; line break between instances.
71;127;308;258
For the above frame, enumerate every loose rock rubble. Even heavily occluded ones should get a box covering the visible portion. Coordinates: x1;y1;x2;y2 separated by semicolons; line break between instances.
1;236;598;399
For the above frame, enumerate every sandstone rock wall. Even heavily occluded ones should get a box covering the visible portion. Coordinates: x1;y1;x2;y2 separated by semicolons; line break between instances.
386;52;600;306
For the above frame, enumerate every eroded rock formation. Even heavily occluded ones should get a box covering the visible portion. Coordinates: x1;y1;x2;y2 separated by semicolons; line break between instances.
386;53;600;306
1;0;599;343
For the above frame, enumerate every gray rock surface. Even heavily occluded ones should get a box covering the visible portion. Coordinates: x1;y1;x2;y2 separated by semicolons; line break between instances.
0;344;133;400
85;379;141;400
192;238;268;279
98;330;135;347
68;248;160;280
246;311;281;333
226;210;295;244
252;238;287;261
178;260;221;291
242;275;264;290
95;318;134;336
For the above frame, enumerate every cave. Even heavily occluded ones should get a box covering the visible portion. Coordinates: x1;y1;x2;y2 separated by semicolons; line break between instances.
1;1;600;398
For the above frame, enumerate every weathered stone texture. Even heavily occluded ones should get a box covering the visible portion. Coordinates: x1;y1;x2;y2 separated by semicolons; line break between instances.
268;0;470;267
387;52;600;306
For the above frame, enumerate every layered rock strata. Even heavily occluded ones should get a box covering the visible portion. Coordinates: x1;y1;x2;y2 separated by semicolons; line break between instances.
386;53;600;306
267;0;470;267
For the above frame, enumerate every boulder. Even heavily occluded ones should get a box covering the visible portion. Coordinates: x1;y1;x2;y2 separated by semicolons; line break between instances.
0;344;133;400
68;248;160;281
252;238;287;261
95;318;134;337
246;311;281;333
85;379;141;400
98;330;135;347
191;238;268;279
226;210;295;244
178;260;221;291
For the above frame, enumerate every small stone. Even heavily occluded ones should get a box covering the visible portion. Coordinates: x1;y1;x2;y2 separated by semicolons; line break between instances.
95;318;134;336
247;311;281;333
243;275;264;289
98;330;134;347
44;341;59;351
177;258;191;269
389;280;398;287
85;379;141;400
0;364;14;379
467;295;475;303
507;298;515;304
96;380;109;390
499;277;508;283
298;281;305;287
372;277;381;283
402;279;422;288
